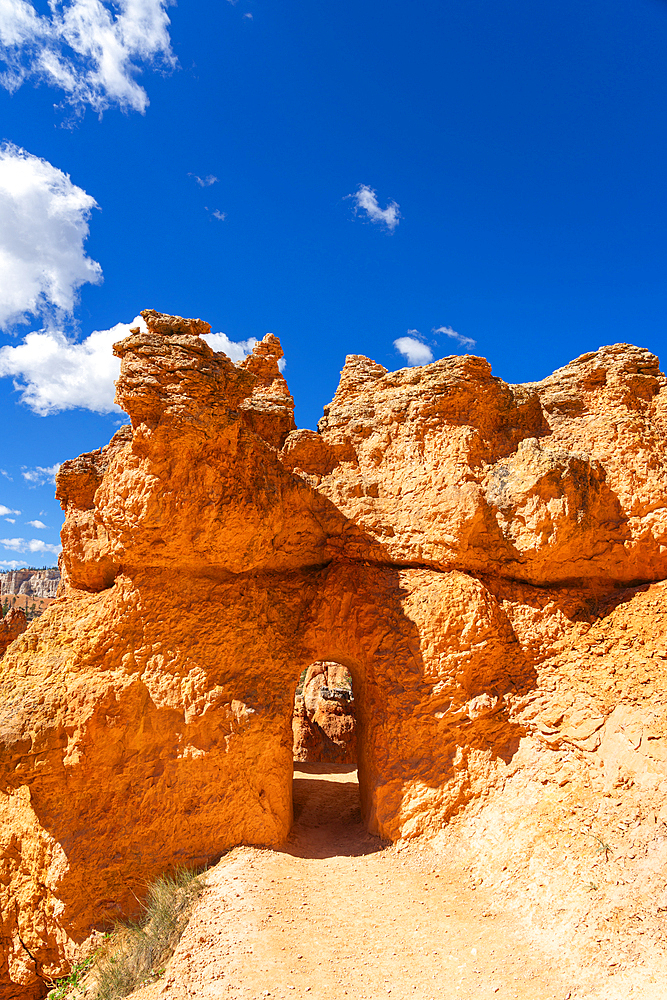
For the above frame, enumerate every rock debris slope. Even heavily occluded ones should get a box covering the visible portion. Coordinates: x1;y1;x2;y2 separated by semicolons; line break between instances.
1;311;667;997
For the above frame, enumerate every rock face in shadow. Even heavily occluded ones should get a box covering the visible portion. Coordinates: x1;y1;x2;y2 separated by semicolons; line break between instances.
1;313;667;996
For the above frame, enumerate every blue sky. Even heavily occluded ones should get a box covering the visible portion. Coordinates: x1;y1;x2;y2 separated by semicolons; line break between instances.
0;0;666;568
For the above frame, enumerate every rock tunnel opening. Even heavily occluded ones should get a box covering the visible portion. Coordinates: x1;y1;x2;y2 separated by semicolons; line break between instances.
292;661;357;766
291;662;361;828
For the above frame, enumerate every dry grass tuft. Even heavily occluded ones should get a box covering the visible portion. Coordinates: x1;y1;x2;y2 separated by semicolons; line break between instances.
47;867;204;1000
95;868;204;1000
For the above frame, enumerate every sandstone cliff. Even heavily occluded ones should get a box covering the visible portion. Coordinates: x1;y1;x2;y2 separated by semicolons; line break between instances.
1;311;666;997
281;344;667;587
0;569;60;599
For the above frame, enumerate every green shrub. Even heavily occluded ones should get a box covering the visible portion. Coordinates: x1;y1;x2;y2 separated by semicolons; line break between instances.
46;956;95;999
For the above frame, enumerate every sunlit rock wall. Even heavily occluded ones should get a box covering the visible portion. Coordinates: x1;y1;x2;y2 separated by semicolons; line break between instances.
1;310;667;996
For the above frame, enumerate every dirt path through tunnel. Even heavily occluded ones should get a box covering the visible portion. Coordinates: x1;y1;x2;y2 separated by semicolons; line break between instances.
130;767;611;1000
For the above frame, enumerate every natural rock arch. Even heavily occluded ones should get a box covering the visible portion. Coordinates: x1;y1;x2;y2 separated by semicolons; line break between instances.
1;310;667;996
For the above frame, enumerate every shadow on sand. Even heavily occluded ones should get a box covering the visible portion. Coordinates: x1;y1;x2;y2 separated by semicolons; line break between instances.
281;764;386;861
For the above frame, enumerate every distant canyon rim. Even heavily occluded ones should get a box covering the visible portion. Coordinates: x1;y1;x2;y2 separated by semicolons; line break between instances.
1;310;667;997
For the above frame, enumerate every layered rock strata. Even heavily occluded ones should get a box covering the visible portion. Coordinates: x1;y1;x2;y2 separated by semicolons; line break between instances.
1;311;667;996
0;569;60;599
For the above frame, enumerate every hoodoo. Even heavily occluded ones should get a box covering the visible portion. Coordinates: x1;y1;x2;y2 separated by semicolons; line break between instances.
1;310;667;996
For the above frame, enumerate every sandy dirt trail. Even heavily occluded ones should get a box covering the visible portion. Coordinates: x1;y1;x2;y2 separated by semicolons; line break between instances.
129;766;587;1000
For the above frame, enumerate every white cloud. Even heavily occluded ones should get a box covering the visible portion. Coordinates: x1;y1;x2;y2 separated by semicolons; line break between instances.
21;464;61;486
0;143;102;330
203;331;287;372
0;316;146;414
0;559;27;569
212;209;226;221
4;518;15;524
0;0;175;114
0;505;20;516
433;325;476;350
202;331;258;363
190;173;218;187
27;519;47;528
394;333;433;366
243;12;253;18
349;184;400;231
0;536;61;555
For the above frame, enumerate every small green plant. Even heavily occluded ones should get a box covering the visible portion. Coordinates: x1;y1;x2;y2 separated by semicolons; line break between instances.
592;834;613;860
295;668;308;699
46;955;94;998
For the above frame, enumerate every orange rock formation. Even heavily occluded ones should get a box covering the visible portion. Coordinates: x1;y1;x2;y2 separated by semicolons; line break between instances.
0;608;26;658
1;311;667;996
